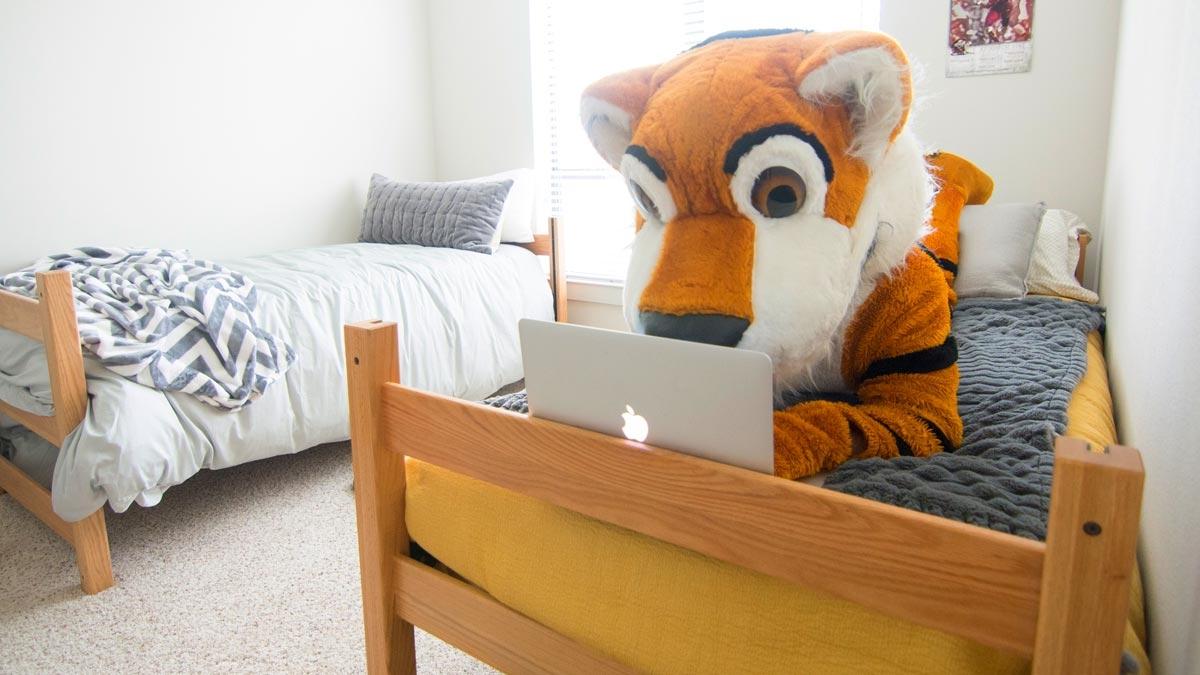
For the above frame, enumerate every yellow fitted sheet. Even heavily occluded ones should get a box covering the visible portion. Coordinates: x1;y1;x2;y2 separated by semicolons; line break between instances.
406;330;1148;674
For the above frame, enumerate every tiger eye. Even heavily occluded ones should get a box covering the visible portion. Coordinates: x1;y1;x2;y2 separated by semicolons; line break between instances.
628;180;661;222
751;166;807;218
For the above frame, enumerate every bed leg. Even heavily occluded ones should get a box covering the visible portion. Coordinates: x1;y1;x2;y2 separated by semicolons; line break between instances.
71;508;114;594
1032;437;1143;674
346;321;416;675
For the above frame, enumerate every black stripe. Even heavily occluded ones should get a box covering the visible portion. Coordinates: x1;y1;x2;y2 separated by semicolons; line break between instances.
877;419;913;456
722;123;834;182
776;389;861;410
917;243;958;275
625;145;667;181
918;416;957;452
862;337;958;381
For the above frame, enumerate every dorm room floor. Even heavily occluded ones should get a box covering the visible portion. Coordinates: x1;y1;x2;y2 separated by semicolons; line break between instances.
0;442;494;673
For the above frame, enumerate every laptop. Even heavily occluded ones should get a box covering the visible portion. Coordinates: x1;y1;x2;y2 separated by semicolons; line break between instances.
519;319;774;474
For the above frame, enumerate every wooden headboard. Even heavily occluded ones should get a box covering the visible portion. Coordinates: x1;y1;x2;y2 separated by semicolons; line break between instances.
512;217;567;322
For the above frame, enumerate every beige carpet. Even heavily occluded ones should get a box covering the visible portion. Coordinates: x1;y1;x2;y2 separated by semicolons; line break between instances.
0;442;496;673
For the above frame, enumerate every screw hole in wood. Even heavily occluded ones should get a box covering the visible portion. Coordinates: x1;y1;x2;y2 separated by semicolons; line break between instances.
1083;521;1102;536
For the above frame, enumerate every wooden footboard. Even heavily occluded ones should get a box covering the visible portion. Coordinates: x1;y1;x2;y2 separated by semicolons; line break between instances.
346;320;1144;675
0;270;113;594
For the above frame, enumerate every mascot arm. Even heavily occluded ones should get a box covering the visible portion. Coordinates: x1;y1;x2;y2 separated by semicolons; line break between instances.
772;252;963;480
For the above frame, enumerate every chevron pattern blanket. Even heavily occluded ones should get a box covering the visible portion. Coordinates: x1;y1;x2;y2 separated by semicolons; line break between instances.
1;247;296;410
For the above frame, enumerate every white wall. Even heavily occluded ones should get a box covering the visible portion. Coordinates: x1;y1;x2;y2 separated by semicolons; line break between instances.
880;0;1121;289
1099;1;1200;672
0;0;435;273
427;0;536;180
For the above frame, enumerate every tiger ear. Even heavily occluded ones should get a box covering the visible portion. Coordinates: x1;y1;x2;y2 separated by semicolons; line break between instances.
795;33;913;165
580;64;659;170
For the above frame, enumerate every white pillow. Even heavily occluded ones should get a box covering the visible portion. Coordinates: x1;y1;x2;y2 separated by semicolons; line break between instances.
955;202;1044;299
1026;209;1099;303
470;168;536;247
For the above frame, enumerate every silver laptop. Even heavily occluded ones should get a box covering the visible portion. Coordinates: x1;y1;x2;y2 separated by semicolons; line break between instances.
519;319;774;473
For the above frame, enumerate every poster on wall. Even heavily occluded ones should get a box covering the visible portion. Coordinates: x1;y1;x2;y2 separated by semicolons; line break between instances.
947;0;1034;77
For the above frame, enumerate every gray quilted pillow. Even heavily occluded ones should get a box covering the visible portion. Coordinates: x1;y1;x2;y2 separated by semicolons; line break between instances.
360;174;513;254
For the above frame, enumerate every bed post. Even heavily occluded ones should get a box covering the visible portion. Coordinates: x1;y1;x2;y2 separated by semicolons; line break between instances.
345;320;416;675
1032;437;1143;674
1075;231;1091;285
37;272;87;442
35;271;115;594
549;217;568;322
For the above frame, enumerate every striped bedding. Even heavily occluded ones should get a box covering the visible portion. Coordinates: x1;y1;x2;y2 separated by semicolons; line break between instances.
0;247;295;410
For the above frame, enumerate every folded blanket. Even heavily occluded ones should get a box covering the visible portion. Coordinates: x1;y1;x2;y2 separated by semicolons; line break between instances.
0;247;296;410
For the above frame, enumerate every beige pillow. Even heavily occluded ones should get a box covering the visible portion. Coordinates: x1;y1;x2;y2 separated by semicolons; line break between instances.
1026;209;1099;303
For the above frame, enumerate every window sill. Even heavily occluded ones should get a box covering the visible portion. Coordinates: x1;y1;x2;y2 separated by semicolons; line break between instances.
565;277;624;306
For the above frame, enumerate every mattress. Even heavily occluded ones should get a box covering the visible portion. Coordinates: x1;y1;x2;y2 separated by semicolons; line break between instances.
405;329;1150;674
0;243;553;520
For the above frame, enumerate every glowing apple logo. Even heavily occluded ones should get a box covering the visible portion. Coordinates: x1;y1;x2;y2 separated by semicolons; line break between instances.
620;404;649;442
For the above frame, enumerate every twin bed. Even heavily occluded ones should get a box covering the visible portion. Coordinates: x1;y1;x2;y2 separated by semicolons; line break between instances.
0;223;564;594
344;242;1150;674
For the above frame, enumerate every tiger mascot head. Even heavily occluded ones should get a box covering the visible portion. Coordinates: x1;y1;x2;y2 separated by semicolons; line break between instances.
581;30;932;398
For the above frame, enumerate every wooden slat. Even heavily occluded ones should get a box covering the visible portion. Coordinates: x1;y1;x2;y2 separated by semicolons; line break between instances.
0;454;74;542
1032;438;1144;674
0;288;42;340
382;386;1047;656
346;321;416;675
394;557;634;674
36;271;87;443
0;399;63;446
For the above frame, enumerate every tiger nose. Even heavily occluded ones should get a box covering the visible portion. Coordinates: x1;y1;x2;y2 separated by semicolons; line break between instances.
639;311;750;347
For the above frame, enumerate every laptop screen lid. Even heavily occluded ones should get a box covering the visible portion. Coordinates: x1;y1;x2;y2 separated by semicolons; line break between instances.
519;319;774;474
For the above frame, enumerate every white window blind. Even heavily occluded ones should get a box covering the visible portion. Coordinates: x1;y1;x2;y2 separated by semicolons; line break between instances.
532;0;880;282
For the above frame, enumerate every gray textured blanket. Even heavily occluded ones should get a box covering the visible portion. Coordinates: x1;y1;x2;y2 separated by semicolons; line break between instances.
824;297;1104;540
486;297;1104;542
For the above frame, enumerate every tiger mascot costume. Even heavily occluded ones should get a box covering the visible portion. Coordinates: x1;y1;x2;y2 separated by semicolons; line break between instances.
580;29;976;479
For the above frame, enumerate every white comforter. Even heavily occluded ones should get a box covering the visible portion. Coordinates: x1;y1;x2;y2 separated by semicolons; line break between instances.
0;243;552;520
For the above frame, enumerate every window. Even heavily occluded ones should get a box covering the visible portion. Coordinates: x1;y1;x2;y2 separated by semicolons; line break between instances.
531;0;880;282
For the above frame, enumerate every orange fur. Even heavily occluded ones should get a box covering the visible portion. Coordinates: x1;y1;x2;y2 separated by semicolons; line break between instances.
923;151;994;302
639;215;756;320
774;252;961;477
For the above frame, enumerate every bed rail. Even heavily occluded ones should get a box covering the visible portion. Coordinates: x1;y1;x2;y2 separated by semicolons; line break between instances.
346;320;1144;675
0;270;113;594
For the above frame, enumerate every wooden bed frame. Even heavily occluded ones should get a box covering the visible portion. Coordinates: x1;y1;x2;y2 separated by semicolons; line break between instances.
346;317;1144;674
0;219;565;595
0;271;113;594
